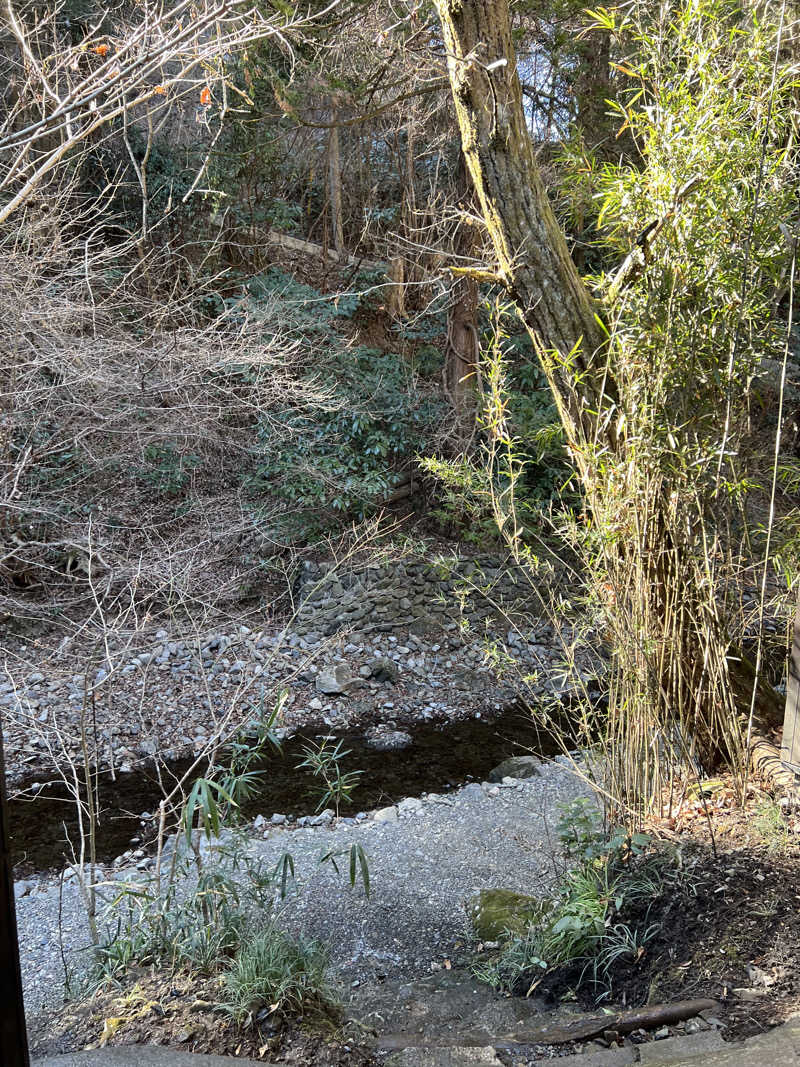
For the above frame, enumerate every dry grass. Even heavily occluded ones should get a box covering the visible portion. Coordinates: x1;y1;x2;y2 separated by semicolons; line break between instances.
0;201;338;630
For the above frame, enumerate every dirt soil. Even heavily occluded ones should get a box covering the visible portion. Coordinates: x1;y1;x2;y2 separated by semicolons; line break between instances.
29;971;377;1064
525;787;800;1042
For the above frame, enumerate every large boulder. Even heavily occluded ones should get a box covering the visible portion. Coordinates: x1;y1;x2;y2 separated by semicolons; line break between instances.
468;888;548;941
487;756;541;783
315;664;352;695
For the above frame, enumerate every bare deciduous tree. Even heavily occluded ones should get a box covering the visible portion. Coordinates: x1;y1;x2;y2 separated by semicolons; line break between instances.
0;0;339;225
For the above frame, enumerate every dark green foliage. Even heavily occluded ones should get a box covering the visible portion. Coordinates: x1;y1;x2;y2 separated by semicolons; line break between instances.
410;344;445;378
237;270;445;524
83;130;208;245
249;346;442;516
11;420;86;501
139;443;202;496
502;333;572;506
476;799;687;998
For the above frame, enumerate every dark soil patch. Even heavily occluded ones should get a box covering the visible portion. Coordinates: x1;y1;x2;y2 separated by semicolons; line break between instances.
605;845;800;1028
515;811;800;1041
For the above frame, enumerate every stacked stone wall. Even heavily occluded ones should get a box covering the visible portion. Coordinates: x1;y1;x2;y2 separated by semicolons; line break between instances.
291;555;536;639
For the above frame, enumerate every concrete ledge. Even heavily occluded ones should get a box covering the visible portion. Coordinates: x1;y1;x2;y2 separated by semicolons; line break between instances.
547;1048;636;1067
637;1031;726;1064
34;1049;264;1067
384;1050;504;1067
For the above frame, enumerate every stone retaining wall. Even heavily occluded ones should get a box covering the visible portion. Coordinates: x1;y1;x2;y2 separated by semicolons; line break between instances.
291;555;536;639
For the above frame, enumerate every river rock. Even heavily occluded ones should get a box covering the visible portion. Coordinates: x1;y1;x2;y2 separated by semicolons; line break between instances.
316;664;352;695
366;656;399;683
487;756;541;783
310;808;334;826
373;805;399;823
468;888;548;940
365;727;412;751
397;796;423;816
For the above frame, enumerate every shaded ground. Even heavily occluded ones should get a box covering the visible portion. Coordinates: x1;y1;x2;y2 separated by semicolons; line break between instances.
32;971;377;1066
24;784;800;1060
21;765;587;1052
511;793;800;1043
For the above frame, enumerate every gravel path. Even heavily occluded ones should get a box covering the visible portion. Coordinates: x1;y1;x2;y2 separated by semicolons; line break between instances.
16;760;587;1031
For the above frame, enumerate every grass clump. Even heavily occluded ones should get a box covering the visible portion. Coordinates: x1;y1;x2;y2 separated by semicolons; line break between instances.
752;800;793;853
223;925;337;1023
93;838;339;1023
93;833;284;981
474;799;689;1000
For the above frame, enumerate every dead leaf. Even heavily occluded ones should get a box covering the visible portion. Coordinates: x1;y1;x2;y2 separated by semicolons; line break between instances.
99;1017;123;1047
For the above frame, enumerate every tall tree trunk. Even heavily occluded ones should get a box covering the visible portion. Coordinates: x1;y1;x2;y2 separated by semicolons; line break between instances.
575;31;613;157
445;160;480;428
445;269;479;422
328;101;344;256
387;255;405;318
433;0;608;451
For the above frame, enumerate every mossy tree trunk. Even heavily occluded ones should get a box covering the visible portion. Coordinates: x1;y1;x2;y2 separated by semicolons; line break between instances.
445;161;480;427
433;0;610;455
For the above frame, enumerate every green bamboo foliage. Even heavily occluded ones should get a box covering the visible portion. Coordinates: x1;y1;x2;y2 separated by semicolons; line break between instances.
484;0;797;813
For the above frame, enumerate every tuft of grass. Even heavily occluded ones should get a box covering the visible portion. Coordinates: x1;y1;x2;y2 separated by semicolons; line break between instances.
474;799;690;999
752;800;792;852
222;925;337;1023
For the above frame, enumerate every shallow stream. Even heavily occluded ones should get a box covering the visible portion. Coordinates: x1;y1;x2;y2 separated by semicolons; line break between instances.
9;705;560;874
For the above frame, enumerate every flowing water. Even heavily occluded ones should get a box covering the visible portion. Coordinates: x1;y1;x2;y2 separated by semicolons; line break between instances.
9;705;561;874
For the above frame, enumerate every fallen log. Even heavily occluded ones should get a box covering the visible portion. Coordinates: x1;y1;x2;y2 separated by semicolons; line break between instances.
377;997;718;1050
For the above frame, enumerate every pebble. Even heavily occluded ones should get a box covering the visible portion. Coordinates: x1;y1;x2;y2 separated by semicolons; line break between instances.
459;783;484;801
373;806;399;823
310;809;334;826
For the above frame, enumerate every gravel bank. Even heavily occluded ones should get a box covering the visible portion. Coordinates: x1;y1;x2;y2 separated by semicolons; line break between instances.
16;760;588;1031
4;617;600;792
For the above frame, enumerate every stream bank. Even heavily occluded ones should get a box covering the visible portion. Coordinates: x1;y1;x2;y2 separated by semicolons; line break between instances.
18;759;590;1050
9;704;565;874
